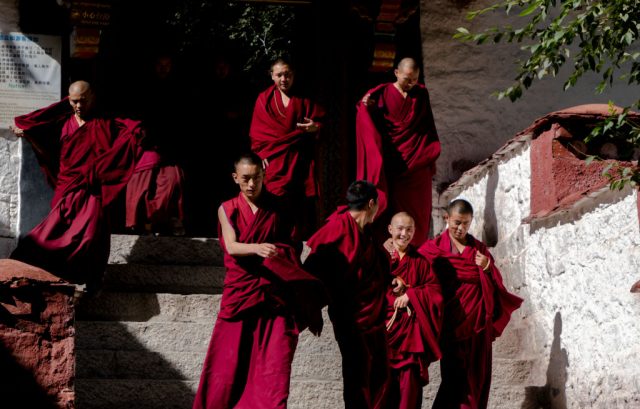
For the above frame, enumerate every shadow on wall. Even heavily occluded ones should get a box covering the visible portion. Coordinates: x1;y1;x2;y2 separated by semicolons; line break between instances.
521;311;568;409
482;165;499;247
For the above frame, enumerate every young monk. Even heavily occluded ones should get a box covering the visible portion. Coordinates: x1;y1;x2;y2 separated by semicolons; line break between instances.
418;199;523;409
356;57;441;246
249;58;324;241
382;212;443;409
303;180;391;408
192;152;324;409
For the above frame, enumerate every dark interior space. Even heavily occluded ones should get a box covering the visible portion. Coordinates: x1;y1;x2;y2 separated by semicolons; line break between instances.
17;0;423;237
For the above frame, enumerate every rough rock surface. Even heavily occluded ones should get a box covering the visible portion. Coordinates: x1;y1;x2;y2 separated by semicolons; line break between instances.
0;259;75;409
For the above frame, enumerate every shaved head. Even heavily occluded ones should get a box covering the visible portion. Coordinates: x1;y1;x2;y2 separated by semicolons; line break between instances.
68;80;95;119
69;80;91;95
390;211;415;226
394;58;420;92
447;199;474;216
388;211;416;252
397;58;419;71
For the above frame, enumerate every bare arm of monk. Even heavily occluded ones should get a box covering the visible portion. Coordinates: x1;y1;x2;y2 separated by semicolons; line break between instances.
9;124;24;136
218;206;277;258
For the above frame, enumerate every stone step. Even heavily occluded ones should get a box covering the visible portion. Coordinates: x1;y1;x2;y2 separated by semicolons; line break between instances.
76;321;214;353
76;348;343;382
109;234;223;266
103;264;225;294
76;293;221;322
75;379;346;409
75;379;197;409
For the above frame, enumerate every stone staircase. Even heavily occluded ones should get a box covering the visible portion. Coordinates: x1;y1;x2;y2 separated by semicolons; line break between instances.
73;234;536;409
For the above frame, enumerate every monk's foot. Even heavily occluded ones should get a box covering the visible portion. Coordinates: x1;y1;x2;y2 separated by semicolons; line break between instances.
170;218;186;236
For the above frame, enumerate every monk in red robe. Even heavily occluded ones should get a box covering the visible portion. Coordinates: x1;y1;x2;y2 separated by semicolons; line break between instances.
418;199;523;409
382;212;443;409
356;57;441;246
193;153;325;409
304;180;392;409
9;81;143;291
126;54;185;236
249;59;324;241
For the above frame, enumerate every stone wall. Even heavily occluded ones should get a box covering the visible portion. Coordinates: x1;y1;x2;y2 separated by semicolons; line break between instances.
0;0;21;257
420;0;640;186
439;138;640;408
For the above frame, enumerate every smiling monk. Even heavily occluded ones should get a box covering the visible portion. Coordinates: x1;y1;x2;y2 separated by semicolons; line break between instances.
381;212;443;409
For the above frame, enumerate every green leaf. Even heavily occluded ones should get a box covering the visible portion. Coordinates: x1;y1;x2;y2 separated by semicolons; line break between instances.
519;2;540;17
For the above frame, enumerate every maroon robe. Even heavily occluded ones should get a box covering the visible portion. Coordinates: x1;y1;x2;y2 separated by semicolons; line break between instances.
382;248;443;409
193;192;325;409
356;83;441;245
249;85;324;240
10;98;143;287
125;150;185;233
304;207;390;408
418;232;523;409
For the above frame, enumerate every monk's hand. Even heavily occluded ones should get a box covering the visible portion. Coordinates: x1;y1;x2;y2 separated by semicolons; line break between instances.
475;252;490;271
392;277;406;295
361;94;375;107
383;238;395;256
255;243;278;258
296;117;319;133
9;125;24;136
262;158;269;169
394;293;409;309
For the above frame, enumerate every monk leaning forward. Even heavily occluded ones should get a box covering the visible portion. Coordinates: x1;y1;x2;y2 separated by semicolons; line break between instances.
304;180;391;409
419;199;523;409
9;81;144;291
249;58;324;241
381;212;444;409
193;153;325;409
356;57;441;246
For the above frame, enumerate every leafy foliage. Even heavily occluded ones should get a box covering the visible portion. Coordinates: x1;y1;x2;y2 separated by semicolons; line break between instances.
168;1;295;73
455;0;640;187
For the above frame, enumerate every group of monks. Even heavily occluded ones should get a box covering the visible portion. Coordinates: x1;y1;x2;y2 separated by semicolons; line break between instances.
8;56;523;409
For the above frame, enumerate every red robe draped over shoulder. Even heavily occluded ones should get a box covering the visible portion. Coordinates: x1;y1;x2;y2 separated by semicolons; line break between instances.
10;98;143;287
249;84;323;198
418;232;523;409
193;192;325;409
304;207;390;409
356;83;441;245
385;248;443;379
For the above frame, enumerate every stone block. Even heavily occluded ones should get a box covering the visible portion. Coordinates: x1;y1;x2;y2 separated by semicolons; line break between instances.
75;321;214;353
75;379;197;409
0;259;76;408
104;264;225;294
288;380;344;409
76;349;204;381
76;292;220;323
109;235;223;266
